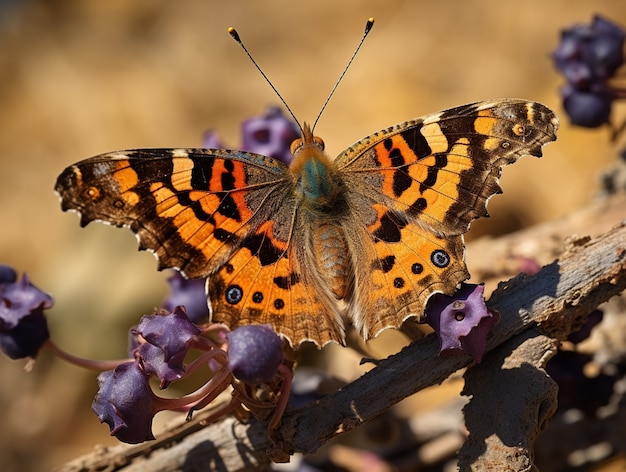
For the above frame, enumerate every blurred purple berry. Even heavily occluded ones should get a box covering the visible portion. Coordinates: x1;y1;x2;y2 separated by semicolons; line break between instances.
0;271;52;359
135;306;201;387
567;309;603;344
92;361;155;444
517;257;541;276
0;265;17;283
227;324;283;384
162;271;208;324
425;284;499;363
546;350;615;416
241;106;300;165
553;15;625;128
202;129;225;149
561;85;613;127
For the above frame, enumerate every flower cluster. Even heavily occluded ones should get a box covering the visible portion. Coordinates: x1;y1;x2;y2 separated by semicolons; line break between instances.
553;15;625;128
0;262;292;444
93;308;290;444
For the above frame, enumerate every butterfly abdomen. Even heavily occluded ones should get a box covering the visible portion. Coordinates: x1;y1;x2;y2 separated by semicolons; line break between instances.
312;223;352;300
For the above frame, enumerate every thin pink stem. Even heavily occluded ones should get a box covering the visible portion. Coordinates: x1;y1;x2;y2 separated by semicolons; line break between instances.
44;340;132;372
151;366;233;413
268;364;293;437
183;349;228;377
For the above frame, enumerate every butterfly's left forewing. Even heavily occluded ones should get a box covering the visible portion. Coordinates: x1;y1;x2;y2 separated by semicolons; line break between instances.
336;99;558;338
55;148;291;278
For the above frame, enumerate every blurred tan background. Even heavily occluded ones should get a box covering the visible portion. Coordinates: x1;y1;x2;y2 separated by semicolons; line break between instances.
1;1;626;470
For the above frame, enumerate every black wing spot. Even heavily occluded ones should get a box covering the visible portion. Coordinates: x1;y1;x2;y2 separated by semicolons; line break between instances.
273;276;290;290
373;211;407;243
378;255;396;273
214;228;236;242
243;232;284;266
393;277;405;288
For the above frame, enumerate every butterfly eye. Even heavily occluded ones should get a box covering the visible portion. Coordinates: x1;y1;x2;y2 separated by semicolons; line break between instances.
290;138;303;155
313;136;325;150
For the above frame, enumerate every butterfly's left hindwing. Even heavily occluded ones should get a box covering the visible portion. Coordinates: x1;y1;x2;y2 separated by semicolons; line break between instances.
55;149;290;278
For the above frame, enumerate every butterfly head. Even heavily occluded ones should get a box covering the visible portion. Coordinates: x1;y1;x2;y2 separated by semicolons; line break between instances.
289;122;325;158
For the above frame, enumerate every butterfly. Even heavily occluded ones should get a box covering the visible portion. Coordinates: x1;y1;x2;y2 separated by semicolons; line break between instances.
55;99;558;346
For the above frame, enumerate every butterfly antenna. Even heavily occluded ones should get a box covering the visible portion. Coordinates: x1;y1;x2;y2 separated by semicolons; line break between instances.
228;26;304;135
311;17;375;133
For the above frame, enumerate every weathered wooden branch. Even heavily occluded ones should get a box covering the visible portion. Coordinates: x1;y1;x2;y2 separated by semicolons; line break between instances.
57;191;626;472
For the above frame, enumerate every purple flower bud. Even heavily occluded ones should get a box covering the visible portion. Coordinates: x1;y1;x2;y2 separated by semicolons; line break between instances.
0;265;17;283
227;324;283;384
0;271;52;359
241;106;300;165
202;129;224;149
92;361;155;443
135;306;201;386
561;84;612;127
425;284;499;363
162;271;208;323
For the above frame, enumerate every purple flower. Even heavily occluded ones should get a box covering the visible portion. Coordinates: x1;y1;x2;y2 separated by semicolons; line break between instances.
241;106;300;165
137;342;185;388
203;107;300;165
162;271;208;324
553;15;626;128
227;324;283;384
553;16;625;82
92;361;155;443
425;284;500;363
135;306;201;388
0;268;52;359
202;129;224;149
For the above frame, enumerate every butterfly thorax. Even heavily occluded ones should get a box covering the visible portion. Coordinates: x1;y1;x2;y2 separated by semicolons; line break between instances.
289;124;352;300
